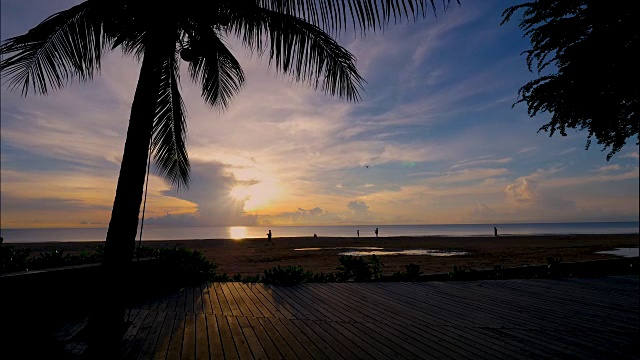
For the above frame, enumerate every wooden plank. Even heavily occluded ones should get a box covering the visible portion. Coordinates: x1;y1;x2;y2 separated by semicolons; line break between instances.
195;313;209;360
165;312;185;360
220;282;243;316
233;283;272;318
267;316;315;359
121;309;150;356
257;317;298;360
151;312;176;360
205;313;225;360
306;284;465;359
276;318;330;360
175;288;187;314
185;286;195;314
279;286;341;321
124;310;158;360
181;312;195;360
215;283;235;316
225;282;255;317
247;283;296;319
247;316;286;360
264;284;318;320
231;282;266;318
201;283;213;315
193;284;204;314
252;283;303;320
237;316;269;360
289;319;347;360
327;284;503;359
313;319;386;360
207;283;224;315
217;314;239;360
136;311;168;360
227;316;253;360
166;291;179;313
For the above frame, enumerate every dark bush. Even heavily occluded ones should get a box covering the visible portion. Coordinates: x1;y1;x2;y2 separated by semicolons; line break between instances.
263;265;306;285
393;263;423;281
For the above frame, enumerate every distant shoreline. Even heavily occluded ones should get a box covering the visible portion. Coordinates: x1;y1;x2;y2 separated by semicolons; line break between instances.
6;233;639;276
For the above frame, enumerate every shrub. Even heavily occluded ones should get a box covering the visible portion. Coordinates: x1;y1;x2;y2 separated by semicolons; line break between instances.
547;256;563;278
242;274;261;283
0;246;32;274
448;265;478;280
393;263;423;281
156;246;218;286
304;271;338;283
336;255;371;282
263;265;306;285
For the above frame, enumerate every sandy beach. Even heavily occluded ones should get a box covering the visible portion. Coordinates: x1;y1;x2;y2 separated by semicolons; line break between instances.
7;233;638;276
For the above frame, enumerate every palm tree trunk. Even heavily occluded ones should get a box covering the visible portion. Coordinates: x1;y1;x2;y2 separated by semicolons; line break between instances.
89;27;176;357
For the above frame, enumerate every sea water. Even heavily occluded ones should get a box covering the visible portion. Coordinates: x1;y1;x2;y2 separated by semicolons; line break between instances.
1;222;638;243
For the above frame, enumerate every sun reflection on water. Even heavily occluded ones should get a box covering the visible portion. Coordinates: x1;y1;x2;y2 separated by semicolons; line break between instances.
229;226;248;240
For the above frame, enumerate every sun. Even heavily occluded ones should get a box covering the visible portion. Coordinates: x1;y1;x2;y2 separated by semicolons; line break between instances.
228;179;281;212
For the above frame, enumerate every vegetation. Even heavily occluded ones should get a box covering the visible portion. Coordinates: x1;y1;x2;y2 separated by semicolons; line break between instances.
393;263;423;281
502;1;639;159
2;245;635;283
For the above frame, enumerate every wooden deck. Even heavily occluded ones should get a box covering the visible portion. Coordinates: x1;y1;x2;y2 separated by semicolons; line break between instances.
58;276;638;359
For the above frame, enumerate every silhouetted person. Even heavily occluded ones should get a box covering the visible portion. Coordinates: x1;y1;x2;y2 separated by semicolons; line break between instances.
357;229;359;237
313;233;317;237
375;228;379;237
494;227;498;237
267;229;273;245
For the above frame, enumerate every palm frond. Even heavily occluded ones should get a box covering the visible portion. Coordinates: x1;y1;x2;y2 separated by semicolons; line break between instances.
233;7;364;101
0;2;107;95
151;51;190;190
257;0;457;35
187;27;245;109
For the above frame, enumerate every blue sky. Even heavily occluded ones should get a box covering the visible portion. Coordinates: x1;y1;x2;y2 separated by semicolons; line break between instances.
1;0;638;229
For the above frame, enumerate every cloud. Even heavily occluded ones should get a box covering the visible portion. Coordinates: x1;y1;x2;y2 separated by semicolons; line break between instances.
347;200;370;219
593;164;621;173
505;177;539;205
622;151;639;160
451;157;512;169
145;160;255;226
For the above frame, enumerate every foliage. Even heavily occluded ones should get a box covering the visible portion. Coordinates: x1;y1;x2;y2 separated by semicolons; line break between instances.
213;273;232;282
492;265;505;279
241;274;262;283
336;255;382;282
263;265;307;286
155;246;218;286
448;265;478;281
393;263;423;281
502;1;639;159
134;245;158;259
546;256;563;278
0;246;32;274
304;271;338;283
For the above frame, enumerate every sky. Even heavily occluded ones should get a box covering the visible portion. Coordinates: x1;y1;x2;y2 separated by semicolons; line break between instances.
1;0;638;229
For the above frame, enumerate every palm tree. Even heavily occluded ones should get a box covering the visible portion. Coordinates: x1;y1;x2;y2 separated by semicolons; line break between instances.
1;0;454;268
2;0;455;352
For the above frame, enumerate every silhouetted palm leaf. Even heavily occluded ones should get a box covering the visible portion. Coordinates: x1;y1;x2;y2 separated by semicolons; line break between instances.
0;2;105;95
152;51;190;190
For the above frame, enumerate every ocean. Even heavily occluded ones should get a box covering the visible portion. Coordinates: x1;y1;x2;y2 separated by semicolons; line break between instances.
0;222;638;243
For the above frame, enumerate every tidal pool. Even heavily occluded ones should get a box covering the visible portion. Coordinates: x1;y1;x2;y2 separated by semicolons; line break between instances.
596;247;639;258
338;249;468;256
294;247;383;251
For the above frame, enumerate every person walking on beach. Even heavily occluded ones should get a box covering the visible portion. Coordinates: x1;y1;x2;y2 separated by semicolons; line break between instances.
375;228;379;237
494;226;498;237
357;229;359;237
266;229;273;245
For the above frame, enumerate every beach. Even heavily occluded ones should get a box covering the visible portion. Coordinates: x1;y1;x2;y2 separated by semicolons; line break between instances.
6;233;639;276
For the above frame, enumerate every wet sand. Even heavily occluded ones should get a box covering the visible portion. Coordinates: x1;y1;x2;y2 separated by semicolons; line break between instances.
6;233;639;276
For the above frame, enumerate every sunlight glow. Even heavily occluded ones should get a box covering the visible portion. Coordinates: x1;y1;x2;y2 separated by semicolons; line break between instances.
229;226;248;240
